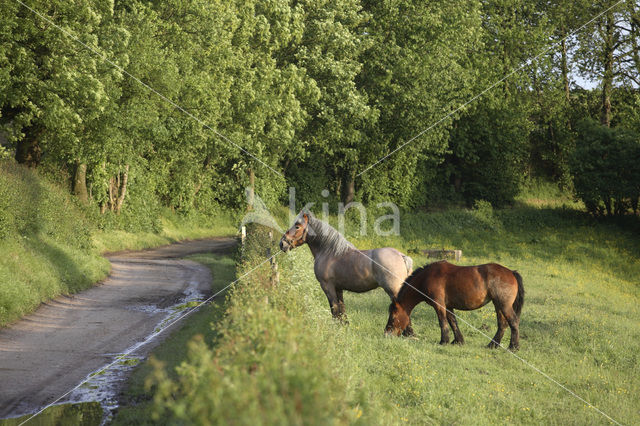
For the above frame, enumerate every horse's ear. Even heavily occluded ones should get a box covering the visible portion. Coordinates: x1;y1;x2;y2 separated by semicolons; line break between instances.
302;213;309;223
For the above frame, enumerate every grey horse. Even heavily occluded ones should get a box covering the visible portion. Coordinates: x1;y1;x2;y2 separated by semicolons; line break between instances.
280;211;413;330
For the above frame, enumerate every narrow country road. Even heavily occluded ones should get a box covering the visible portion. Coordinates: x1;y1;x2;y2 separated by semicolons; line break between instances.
0;238;237;419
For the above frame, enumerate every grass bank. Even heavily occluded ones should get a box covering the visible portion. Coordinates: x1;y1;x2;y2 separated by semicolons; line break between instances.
130;197;639;424
0;161;237;326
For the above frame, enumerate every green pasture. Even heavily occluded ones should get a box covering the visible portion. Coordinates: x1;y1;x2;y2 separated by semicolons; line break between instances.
126;196;639;425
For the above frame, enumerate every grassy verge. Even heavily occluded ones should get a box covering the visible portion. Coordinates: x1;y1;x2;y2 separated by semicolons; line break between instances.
0;161;238;327
0;162;109;326
134;197;639;424
0;402;103;426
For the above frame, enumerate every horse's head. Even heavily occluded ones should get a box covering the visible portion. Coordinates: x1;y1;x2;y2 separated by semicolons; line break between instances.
385;300;410;336
280;212;310;253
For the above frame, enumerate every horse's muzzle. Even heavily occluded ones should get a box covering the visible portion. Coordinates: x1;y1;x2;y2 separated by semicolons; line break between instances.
279;239;291;253
384;326;402;337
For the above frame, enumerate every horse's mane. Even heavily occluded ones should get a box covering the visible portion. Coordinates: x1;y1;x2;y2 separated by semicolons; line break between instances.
305;212;355;256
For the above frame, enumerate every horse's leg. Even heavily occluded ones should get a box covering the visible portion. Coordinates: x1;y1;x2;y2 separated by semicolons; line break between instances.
502;306;520;351
402;320;415;337
446;309;464;344
488;307;507;349
336;289;348;322
320;282;341;319
435;305;450;345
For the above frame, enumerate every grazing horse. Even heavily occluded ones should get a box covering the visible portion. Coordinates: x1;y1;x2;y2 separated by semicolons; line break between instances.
385;260;524;350
279;211;413;325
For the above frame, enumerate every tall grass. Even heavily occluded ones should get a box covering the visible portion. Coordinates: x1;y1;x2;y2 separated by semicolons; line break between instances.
144;198;640;424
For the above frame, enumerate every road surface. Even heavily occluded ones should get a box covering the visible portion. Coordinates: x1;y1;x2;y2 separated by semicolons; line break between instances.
0;238;236;418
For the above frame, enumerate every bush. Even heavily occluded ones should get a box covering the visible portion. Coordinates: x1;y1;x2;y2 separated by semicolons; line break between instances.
570;119;640;216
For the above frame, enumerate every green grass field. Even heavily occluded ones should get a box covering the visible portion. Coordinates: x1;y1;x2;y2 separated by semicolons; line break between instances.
132;196;639;425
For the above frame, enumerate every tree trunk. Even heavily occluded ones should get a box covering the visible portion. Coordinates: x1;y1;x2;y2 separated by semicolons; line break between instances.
630;6;640;79
114;165;129;214
73;162;89;204
604;197;612;216
560;36;570;103
341;170;355;205
600;12;614;127
108;177;116;210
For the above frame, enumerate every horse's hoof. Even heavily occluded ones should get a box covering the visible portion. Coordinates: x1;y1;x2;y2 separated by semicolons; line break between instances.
487;342;499;349
451;340;464;345
508;345;519;351
439;340;449;345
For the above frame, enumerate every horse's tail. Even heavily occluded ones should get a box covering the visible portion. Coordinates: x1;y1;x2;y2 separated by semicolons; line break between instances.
402;255;413;276
512;271;525;318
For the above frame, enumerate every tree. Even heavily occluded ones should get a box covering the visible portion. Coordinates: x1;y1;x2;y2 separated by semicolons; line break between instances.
570;119;640;216
282;0;374;205
443;0;544;205
358;0;483;207
0;0;116;170
575;1;636;126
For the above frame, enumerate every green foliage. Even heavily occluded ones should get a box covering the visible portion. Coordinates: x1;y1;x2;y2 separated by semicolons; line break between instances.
0;161;93;247
570;119;640;216
357;0;483;207
2;0;640;215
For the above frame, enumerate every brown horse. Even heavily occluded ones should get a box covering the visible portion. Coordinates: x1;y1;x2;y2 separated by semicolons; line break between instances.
280;210;413;330
385;260;524;350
